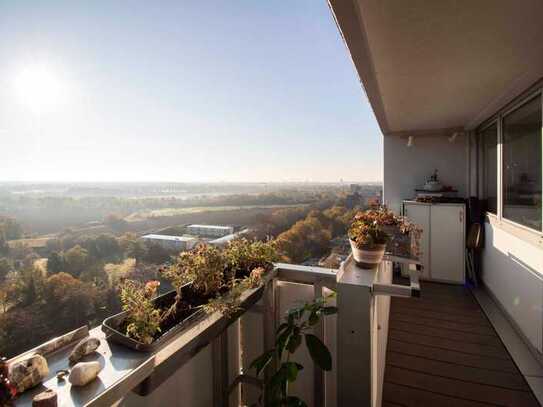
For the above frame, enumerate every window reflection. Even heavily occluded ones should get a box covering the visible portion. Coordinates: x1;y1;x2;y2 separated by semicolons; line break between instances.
502;96;542;231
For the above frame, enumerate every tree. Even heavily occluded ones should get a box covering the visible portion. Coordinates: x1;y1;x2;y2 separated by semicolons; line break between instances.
0;217;22;240
104;258;136;287
0;234;8;256
43;272;97;331
45;238;62;253
0;258;12;281
0;305;47;358
119;236;147;265
143;243;171;265
104;214;128;233
63;245;89;277
12;265;45;306
46;252;64;274
83;234;122;262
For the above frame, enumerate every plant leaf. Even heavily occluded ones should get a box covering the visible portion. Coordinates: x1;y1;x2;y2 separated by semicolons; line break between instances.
250;349;275;376
308;310;319;326
285;361;301;382
269;365;288;390
276;322;289;334
287;329;302;353
276;326;292;359
321;306;338;315
305;334;332;371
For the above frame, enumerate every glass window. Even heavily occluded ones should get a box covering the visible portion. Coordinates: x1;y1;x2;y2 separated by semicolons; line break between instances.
480;123;498;214
502;95;542;231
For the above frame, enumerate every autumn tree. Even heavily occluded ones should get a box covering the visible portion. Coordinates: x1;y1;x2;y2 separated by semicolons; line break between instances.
43;272;97;331
0;217;22;240
143;243;171;265
46;251;64;274
82;234;122;262
12;265;45;306
63;245;89;277
0;234;8;256
104;214;128;233
0;258;12;281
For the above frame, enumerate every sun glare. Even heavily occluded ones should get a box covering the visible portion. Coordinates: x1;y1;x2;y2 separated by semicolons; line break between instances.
13;64;68;114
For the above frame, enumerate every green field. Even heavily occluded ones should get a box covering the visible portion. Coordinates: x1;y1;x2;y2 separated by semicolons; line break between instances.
125;204;308;223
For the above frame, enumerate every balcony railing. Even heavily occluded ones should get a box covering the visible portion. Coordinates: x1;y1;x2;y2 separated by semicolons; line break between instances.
12;255;421;407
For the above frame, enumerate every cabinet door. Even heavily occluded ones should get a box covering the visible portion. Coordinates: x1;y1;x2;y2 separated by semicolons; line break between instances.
404;203;430;279
430;205;465;283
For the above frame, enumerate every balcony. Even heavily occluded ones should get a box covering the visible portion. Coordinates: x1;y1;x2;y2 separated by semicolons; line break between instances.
9;253;542;407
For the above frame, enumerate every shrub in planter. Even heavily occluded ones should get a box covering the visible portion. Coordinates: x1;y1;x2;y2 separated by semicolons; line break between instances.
118;280;163;345
348;207;422;268
111;239;278;348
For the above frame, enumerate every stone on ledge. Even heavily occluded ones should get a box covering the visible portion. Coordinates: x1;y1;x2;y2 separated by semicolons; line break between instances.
68;361;102;386
9;354;49;393
32;389;57;407
69;337;100;364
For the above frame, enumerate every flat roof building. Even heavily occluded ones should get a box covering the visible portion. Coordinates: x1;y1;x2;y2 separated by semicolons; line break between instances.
140;234;200;251
186;224;234;238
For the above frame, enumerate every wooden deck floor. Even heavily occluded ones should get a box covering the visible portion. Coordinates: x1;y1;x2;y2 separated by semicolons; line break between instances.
382;281;540;407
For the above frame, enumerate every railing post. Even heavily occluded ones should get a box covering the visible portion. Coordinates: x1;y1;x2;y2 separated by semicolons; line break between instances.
314;281;326;407
336;260;375;406
212;330;229;407
263;277;278;400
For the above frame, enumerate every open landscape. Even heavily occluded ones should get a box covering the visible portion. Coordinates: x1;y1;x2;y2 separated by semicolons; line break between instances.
0;181;381;357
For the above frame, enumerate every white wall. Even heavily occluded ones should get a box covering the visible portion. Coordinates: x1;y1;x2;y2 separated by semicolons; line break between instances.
121;343;214;407
383;134;468;213
482;222;543;353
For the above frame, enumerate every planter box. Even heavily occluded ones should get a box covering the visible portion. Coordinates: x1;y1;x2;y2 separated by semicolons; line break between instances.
102;279;269;353
102;284;207;352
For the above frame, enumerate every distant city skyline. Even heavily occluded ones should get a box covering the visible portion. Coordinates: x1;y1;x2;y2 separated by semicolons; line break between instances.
0;1;382;183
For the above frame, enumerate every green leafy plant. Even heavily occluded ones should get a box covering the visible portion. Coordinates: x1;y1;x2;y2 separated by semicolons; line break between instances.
118;280;162;344
206;238;278;316
250;293;337;407
348;207;392;248
224;238;279;279
204;266;266;316
120;239;278;343
164;244;226;299
348;207;422;256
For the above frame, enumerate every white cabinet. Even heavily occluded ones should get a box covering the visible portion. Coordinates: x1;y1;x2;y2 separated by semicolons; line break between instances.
403;203;431;280
404;202;465;284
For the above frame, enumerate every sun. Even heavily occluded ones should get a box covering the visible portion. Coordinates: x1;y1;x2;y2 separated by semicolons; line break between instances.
13;64;68;114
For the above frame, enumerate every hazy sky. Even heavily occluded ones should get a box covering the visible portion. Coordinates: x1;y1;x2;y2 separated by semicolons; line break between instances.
0;1;382;183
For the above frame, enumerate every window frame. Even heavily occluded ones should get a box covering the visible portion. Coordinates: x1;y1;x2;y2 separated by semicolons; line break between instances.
477;120;499;215
477;87;543;236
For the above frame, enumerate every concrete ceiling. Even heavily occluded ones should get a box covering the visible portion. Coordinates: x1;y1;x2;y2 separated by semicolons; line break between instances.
329;0;543;136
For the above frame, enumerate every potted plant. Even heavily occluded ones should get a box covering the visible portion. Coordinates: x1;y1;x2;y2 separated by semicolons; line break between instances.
250;293;337;407
348;209;389;268
102;239;278;351
348;207;421;268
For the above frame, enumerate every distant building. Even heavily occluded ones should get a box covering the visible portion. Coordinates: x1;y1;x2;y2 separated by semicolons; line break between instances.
140;234;200;251
345;192;362;209
208;234;237;248
208;228;250;247
350;184;363;193
186;224;234;238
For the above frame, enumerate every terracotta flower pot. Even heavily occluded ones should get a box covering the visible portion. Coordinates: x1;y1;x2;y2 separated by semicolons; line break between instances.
349;239;386;269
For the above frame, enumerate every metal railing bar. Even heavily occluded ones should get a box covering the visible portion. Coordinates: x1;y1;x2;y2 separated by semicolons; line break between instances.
314;281;326;407
275;263;337;288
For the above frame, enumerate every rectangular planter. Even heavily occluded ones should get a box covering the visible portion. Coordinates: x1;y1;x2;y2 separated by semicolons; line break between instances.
102;279;269;353
102;285;207;352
